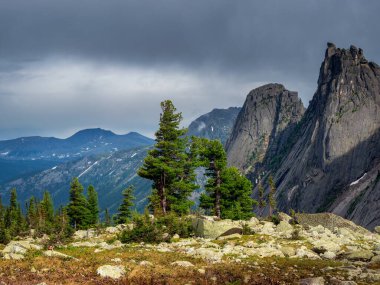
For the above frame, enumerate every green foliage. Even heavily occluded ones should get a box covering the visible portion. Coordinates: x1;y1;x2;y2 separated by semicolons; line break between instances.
138;100;197;215
115;186;135;224
119;212;193;244
86;185;99;226
257;182;266;216
241;223;255;235
270;214;281;225
268;175;277;216
104;208;111;227
67;178;91;229
197;138;256;220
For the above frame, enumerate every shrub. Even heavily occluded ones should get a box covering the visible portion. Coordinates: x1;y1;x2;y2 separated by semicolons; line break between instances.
270;215;281;225
119;212;194;244
241;223;255;235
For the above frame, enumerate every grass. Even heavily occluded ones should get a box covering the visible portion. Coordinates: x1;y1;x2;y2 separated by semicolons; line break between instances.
0;244;351;285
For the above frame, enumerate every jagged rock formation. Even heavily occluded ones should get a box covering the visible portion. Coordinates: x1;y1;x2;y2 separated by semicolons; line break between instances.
225;84;305;174
263;44;380;230
187;107;241;146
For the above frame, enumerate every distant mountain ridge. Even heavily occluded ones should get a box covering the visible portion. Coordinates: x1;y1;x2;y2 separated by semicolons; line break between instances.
0;128;154;162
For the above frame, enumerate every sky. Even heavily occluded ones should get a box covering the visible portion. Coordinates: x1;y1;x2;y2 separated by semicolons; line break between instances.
0;0;379;140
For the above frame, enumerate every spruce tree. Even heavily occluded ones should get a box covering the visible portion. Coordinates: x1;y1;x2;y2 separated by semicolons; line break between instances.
138;100;197;215
268;175;277;216
67;178;91;229
87;185;99;226
197;139;227;218
40;191;55;224
219;167;255;220
116;186;135;224
257;182;266;217
27;196;38;229
104;208;111;227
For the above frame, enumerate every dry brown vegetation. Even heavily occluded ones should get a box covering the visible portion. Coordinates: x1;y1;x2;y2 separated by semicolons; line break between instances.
1;245;372;285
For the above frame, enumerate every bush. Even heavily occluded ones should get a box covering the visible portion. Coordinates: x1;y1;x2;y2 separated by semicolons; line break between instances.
241;223;255;235
119;212;194;244
270;215;281;225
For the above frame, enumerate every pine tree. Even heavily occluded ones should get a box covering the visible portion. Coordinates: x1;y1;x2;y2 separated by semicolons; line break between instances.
219;167;255;220
116;186;135;224
27;196;38;229
67;178;91;229
138;100;197;215
5;189;20;236
87;185;99;226
257;182;266;217
40;191;55;224
197;139;227;218
268;175;277;216
104;208;111;227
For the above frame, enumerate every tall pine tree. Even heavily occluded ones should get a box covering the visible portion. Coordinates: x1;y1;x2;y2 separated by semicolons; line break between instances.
67;178;91;229
87;185;99;226
138;100;197;215
115;186;135;224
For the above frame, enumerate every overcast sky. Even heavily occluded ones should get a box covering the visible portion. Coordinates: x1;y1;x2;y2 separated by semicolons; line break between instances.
0;0;379;139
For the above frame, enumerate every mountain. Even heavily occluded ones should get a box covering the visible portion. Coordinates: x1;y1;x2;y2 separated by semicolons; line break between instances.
0;128;153;161
244;44;380;230
0;146;152;214
0;128;154;184
225;84;305;175
187;107;241;146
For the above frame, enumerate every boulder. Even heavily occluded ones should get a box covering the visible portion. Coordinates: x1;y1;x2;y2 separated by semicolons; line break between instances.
281;246;296;257
321;251;336;260
171;261;194;267
278;212;293;223
139;260;153;267
73;229;97;239
371;255;380;263
276;221;294;235
192;217;242;239
374;226;380;234
192;248;223;263
299;277;325;285
346;250;374;261
97;265;126;279
43;250;76;260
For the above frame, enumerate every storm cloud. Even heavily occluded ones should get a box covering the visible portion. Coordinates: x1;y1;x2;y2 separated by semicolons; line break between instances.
0;0;379;139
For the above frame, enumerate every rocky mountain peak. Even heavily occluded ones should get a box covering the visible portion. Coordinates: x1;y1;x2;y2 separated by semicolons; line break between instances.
226;83;304;173
261;44;380;229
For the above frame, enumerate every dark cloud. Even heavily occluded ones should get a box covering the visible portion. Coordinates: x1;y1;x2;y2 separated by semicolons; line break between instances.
0;0;379;139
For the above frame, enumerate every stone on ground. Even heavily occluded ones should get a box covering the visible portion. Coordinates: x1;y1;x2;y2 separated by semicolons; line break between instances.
97;265;126;279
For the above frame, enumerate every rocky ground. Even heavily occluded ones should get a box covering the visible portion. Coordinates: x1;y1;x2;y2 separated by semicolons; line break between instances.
0;213;380;284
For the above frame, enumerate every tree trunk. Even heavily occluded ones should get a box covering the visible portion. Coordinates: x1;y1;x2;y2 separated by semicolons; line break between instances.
215;170;221;218
159;173;167;215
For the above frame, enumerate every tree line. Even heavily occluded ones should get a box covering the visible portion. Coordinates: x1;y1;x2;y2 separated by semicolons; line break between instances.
0;179;135;244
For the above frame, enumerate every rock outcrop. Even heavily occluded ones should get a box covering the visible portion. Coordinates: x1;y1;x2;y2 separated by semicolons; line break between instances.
225;84;305;175
263;44;380;230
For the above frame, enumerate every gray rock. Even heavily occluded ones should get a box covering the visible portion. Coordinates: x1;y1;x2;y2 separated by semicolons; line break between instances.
280;246;296;257
43;250;76;260
241;44;380;230
375;226;380;234
226;83;305;173
171;261;194;267
299;277;325;285
371;255;380;263
97;265;126;279
346;250;374;261
192;217;242;239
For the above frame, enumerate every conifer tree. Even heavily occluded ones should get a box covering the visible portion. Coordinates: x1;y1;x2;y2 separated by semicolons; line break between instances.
87;185;99;225
104;208;111;227
40;191;55;224
67;178;91;229
197;139;227;218
257;182;266;216
138;100;197;215
268;175;277;216
115;186;135;224
219;167;255;220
